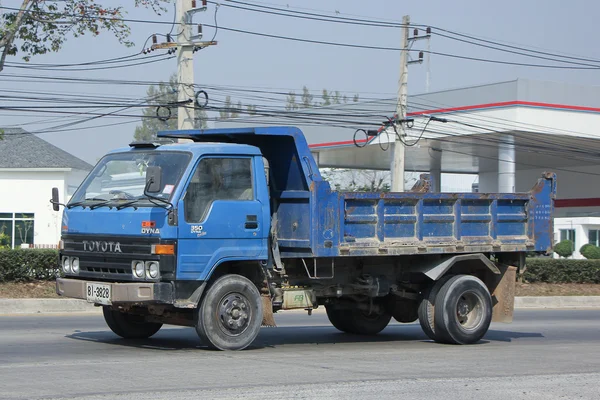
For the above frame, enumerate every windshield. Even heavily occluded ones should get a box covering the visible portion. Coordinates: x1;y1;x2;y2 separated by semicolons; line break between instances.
69;150;191;207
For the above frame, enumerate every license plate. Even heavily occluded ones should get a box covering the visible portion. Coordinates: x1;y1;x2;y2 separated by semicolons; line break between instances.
86;283;111;305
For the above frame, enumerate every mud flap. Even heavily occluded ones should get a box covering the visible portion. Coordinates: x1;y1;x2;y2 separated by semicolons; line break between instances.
261;295;277;327
490;265;517;323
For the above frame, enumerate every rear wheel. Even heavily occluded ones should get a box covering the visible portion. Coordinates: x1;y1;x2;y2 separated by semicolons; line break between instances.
433;275;492;345
196;274;263;351
326;303;391;335
102;306;162;339
417;275;454;342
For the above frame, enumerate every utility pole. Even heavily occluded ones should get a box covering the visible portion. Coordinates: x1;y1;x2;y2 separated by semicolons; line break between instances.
390;17;429;191
390;15;410;192
151;1;216;130
176;0;195;130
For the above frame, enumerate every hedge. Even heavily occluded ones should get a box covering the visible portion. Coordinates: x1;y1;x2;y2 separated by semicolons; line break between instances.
524;258;600;284
0;249;60;283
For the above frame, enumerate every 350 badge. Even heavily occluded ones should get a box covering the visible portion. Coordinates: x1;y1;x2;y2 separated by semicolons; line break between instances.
191;225;206;237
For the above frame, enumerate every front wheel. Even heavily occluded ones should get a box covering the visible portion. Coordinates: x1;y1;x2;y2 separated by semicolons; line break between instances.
433;275;493;345
196;274;263;351
102;306;162;339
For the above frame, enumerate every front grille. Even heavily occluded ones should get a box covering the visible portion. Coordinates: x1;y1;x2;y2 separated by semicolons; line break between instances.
61;235;161;282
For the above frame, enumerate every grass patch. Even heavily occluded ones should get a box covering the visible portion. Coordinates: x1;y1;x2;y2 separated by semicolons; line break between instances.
0;281;58;298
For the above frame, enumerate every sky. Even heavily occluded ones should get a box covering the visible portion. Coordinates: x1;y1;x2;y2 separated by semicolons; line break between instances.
1;0;600;164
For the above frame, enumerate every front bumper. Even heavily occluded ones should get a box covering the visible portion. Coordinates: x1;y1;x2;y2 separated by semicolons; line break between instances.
56;278;174;305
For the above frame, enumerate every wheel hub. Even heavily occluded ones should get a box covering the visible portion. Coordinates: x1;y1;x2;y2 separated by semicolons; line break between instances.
457;301;470;317
218;293;251;335
455;291;483;330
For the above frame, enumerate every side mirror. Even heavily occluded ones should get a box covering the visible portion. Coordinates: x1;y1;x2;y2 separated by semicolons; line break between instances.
145;166;162;193
51;187;60;211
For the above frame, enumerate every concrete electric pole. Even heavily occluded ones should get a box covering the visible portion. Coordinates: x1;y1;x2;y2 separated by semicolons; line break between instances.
152;1;217;131
176;0;195;131
390;17;429;192
390;15;411;192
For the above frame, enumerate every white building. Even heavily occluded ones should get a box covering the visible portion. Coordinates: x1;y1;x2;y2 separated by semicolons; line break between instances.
0;128;92;249
553;217;600;259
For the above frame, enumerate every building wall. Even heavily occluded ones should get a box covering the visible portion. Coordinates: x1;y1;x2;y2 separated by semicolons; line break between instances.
0;169;68;247
66;169;90;198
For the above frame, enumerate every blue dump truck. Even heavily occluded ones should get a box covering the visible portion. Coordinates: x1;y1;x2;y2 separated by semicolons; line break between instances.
53;126;555;350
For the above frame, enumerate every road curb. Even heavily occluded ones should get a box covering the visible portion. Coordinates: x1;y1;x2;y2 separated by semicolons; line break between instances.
1;296;600;315
514;296;600;309
0;299;100;315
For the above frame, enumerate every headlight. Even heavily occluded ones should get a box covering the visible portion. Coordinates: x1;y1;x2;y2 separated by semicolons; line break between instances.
146;261;160;279
132;261;145;278
62;257;71;273
71;258;80;274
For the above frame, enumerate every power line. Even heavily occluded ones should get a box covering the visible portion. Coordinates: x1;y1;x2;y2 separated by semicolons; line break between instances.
4;54;175;72
430;26;600;65
431;30;600;68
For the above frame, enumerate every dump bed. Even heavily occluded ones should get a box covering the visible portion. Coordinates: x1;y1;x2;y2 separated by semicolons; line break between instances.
332;175;555;257
159;126;555;259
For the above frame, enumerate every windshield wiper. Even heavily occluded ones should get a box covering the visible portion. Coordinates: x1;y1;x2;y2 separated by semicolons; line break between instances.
67;198;107;209
115;200;140;210
89;200;114;210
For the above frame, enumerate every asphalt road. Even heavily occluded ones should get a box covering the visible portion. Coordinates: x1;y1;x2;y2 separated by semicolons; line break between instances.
1;309;599;400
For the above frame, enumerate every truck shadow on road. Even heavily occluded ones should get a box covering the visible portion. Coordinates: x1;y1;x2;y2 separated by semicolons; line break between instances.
64;324;544;351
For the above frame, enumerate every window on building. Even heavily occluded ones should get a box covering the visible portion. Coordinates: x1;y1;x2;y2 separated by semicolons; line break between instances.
0;213;35;249
589;229;600;246
184;158;253;223
560;229;576;242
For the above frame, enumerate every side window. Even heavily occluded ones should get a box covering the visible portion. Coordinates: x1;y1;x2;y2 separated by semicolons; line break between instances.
184;157;253;223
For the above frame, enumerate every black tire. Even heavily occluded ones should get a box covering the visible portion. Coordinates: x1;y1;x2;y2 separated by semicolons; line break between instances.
417;275;454;341
102;306;162;339
433;275;493;345
325;305;353;333
326;304;391;335
387;297;419;323
196;274;262;351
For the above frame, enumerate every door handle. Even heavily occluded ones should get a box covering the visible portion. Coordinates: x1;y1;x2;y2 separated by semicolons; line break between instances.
245;215;258;229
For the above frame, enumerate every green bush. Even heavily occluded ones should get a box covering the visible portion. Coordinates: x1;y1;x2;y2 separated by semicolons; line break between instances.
0;249;59;283
524;258;600;283
580;243;593;254
581;245;600;260
553;240;574;258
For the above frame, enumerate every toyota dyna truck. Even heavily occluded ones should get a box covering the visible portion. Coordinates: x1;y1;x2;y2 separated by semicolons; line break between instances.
53;126;555;350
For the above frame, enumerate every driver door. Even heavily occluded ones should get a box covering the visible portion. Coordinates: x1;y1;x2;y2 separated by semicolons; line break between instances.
177;156;266;280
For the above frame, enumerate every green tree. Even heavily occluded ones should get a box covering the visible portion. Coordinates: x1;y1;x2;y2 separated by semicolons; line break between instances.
332;90;341;105
321;89;331;106
285;91;298;111
0;0;169;72
230;101;242;119
133;73;208;142
219;96;232;120
246;104;257;115
301;86;313;108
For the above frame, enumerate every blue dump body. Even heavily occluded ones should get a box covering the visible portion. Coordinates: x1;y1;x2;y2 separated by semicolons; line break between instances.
159;126;555;264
